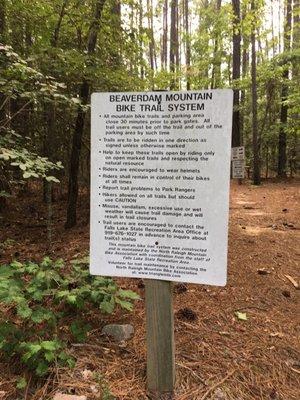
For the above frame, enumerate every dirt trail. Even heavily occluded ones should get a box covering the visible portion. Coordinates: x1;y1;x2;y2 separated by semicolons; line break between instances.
0;180;299;399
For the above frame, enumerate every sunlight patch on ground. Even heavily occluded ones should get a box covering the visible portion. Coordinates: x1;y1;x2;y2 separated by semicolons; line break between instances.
240;226;285;235
243;210;266;216
235;200;257;205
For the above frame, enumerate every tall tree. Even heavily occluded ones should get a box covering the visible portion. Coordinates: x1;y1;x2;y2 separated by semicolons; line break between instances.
0;0;7;123
65;0;106;228
162;0;168;69
51;0;69;47
147;0;156;87
0;0;6;42
232;0;241;147
251;0;260;185
211;0;222;89
0;0;7;209
139;0;144;78
240;0;249;143
277;0;292;177
170;0;179;89
184;0;191;90
43;0;69;202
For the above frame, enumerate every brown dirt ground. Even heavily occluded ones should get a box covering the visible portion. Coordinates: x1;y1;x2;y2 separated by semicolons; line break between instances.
0;180;299;400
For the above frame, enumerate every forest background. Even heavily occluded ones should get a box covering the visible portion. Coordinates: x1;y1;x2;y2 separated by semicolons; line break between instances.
0;0;299;228
0;1;300;399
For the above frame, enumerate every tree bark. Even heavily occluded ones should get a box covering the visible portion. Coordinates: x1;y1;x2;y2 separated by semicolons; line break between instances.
51;0;69;47
240;1;249;143
277;0;292;177
65;0;106;228
170;0;178;89
0;0;6;123
251;0;260;185
147;0;155;87
232;0;241;147
43;0;69;202
0;0;6;43
139;0;144;78
184;0;191;90
162;0;168;69
211;0;222;89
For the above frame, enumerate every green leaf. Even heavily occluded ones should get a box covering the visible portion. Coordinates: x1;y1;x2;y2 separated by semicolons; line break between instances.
16;377;27;390
45;176;60;183
40;341;58;351
23;172;32;178
118;289;140;300
44;351;55;362
17;302;32;319
67;294;77;304
28;343;42;354
70;321;91;342
115;298;133;311
31;308;54;323
36;360;49;376
100;299;115;314
66;357;76;368
55;290;70;299
0;190;11;198
0;265;15;278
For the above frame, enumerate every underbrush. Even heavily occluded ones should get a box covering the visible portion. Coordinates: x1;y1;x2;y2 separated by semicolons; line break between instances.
0;257;139;377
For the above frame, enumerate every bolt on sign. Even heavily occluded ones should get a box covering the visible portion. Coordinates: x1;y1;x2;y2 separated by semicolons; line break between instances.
90;90;233;286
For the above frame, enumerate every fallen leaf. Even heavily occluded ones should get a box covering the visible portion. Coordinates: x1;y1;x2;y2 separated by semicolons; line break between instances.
81;369;93;380
90;385;99;394
235;311;247;321
219;331;231;336
270;332;284;338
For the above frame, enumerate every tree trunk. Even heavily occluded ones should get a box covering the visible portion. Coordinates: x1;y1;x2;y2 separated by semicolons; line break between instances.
0;0;5;42
43;0;69;202
51;0;69;47
251;0;260;185
147;0;155;87
232;0;241;147
211;0;222;89
184;0;191;90
162;0;168;69
139;0;144;78
0;0;6;123
65;0;106;228
271;5;276;57
110;0;122;67
277;0;292;177
240;1;249;143
170;0;178;89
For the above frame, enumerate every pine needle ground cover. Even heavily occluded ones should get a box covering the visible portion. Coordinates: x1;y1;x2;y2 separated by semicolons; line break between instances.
0;180;299;399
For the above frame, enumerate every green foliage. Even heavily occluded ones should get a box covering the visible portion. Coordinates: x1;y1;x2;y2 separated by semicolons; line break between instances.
94;372;116;400
0;132;63;181
16;377;27;390
0;257;139;376
0;129;63;189
0;44;81;106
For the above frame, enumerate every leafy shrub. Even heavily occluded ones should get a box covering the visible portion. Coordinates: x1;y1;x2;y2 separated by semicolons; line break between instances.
0;257;139;376
0;129;63;183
